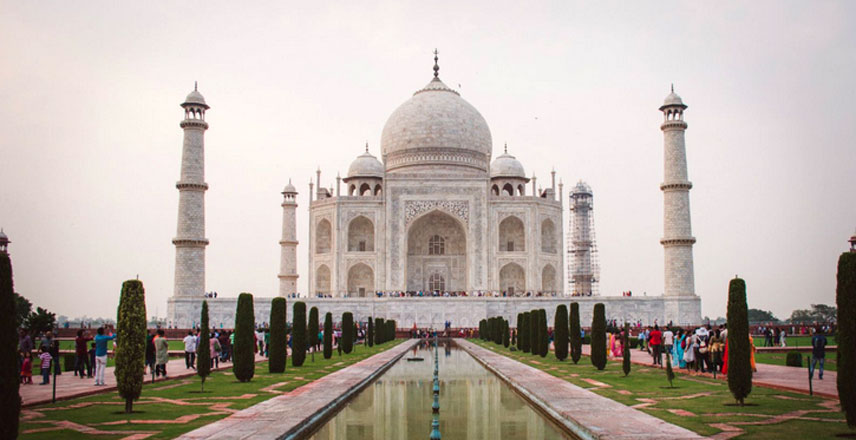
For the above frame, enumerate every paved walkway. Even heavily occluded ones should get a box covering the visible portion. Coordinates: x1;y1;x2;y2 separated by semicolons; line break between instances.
177;340;415;440
581;345;837;399
459;340;703;440
20;354;267;407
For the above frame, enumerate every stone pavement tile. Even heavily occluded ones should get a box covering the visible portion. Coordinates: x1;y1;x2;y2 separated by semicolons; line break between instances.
459;340;704;440
176;341;414;440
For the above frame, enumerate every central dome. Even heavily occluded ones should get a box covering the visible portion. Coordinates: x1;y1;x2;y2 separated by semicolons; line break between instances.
381;76;492;175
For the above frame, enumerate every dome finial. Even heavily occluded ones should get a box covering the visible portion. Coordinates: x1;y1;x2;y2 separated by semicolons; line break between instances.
504;142;508;154
433;48;439;78
194;81;198;91
365;141;369;153
671;83;674;93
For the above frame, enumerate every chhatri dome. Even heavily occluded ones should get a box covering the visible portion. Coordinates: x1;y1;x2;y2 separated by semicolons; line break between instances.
661;84;686;109
381;51;492;175
183;82;208;108
490;144;527;179
347;144;384;179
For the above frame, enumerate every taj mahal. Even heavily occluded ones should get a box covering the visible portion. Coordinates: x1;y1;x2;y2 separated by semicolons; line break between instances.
167;54;702;328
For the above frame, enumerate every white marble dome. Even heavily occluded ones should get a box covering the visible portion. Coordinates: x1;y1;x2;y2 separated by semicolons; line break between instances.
381;77;492;174
662;91;685;108
347;149;384;179
183;89;207;106
490;148;526;179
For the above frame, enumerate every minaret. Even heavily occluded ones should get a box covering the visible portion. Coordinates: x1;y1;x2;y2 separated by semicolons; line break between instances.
279;180;299;296
173;84;209;298
659;85;696;297
569;181;599;296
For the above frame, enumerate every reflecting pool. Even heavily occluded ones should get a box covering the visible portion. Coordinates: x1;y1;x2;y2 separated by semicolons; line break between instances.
308;341;571;439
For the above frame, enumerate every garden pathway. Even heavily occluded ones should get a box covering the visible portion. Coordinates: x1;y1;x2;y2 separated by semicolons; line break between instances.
580;344;838;398
20;354;268;407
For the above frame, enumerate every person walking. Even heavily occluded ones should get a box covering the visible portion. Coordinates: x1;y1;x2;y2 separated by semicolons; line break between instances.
155;329;169;378
183;331;197;370
74;329;92;378
210;333;221;369
94;327;116;386
663;327;674;361
810;326;828;380
38;345;52;385
145;330;156;375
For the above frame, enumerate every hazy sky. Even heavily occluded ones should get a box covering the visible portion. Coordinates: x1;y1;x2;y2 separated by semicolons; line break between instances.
1;2;854;321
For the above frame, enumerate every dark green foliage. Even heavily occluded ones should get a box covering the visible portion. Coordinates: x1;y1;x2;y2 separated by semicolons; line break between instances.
622;323;630;377
388;320;396;341
529;309;538;356
837;252;856;427
785;351;802;367
367;317;374;347
570;302;582;364
666;352;675;387
197;301;211;390
727;278;752;405
233;293;256;382
375;318;384;345
323;313;333;359
116;280;147;413
502;319;510;347
308;307;319;360
291;302;307;367
515;313;522;349
520;312;530;353
554;305;568;361
538;309;548;357
14;291;31;329
268;298;287;373
25;306;56;336
0;252;20;437
591;303;606;370
342;312;354;354
494;317;502;345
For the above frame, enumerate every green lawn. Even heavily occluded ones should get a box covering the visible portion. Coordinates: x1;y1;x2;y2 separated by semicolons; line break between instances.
754;352;836;372
20;340;404;439
56;340;186;351
473;340;849;439
752;335;834;348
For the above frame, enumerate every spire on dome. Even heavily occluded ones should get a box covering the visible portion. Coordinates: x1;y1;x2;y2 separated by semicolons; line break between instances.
195;81;198;91
671;83;674;93
365;141;369;153
433;49;439;78
504;142;508;154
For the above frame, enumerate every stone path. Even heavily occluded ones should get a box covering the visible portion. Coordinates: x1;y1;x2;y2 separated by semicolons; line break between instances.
458;340;704;440
581;345;838;399
20;354;268;407
176;340;415;440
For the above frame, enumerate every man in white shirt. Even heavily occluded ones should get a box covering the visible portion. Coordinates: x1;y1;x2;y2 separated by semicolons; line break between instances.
663;327;674;358
183;331;197;370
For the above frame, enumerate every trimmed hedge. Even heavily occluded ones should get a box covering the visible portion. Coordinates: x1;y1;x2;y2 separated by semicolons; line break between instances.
554;305;568;361
308;307;319;359
291;302;306;367
529;309;538;356
622;323;631;376
116;279;147;413
591;303;606;370
502;319;510;348
727;278;752;405
342;312;354;354
837;252;856;427
233;293;256;382
323;312;333;359
515;313;523;350
785;351;802;367
375;318;385;345
197;300;211;390
0;252;19;438
269;297;287;373
538;309;548;357
367;317;374;347
570;302;582;364
520;313;530;353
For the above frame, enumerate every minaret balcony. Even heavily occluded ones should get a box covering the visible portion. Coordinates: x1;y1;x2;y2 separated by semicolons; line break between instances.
176;182;209;191
660;237;696;247
179;120;209;129
172;238;209;247
660;120;688;131
660;181;693;191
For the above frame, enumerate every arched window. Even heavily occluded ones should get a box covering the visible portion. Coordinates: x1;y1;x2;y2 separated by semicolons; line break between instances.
428;235;445;255
429;273;445;292
491;184;500;196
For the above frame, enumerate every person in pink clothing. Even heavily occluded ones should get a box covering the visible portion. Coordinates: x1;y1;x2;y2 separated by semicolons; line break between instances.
209;333;221;369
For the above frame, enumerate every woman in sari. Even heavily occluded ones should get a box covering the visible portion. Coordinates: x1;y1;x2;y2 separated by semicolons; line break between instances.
673;329;686;368
749;334;757;372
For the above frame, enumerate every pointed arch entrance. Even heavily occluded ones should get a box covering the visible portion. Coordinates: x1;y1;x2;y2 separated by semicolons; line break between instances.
405;210;467;292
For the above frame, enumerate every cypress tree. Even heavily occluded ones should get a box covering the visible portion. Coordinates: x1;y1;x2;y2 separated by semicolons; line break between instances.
838;252;856;426
529;309;538;356
538;309;548;357
367;317;374;347
495;317;502;345
323;312;333;359
268;297;287;373
554;305;568;361
308;307;319;361
727;278;751;405
622;323;631;377
502;319;510;347
389;320;396;341
291;301;307;367
197;300;211;391
591;303;607;370
520;312;530;353
479;319;484;340
515;313;523;350
375;318;384;344
570;302;582;364
233;293;256;382
342;312;354;354
115;279;147;413
0;252;21;437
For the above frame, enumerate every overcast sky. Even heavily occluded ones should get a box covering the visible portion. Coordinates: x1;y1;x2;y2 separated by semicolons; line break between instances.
1;1;854;322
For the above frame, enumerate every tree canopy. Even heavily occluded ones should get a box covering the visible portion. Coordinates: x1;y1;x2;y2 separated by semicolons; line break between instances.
789;304;837;323
747;308;778;323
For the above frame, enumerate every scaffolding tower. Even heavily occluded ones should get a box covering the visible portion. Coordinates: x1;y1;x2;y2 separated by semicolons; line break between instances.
568;180;600;296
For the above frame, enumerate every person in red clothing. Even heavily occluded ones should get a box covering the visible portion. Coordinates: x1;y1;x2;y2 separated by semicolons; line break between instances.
648;325;663;366
74;330;93;378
